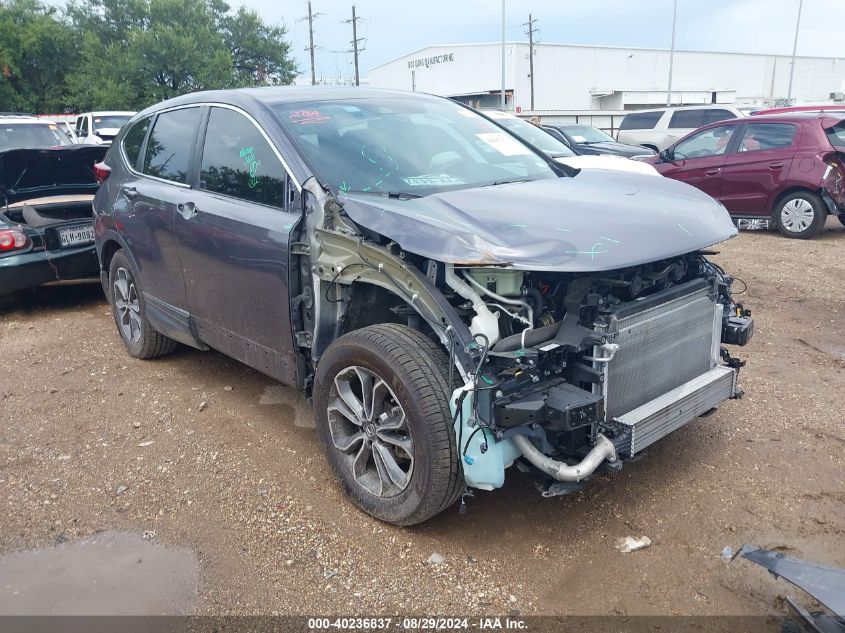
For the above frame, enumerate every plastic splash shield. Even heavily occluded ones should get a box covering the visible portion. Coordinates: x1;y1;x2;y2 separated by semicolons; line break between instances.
450;385;521;491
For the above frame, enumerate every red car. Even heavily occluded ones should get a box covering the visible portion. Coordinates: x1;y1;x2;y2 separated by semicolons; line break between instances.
646;113;845;238
751;104;845;116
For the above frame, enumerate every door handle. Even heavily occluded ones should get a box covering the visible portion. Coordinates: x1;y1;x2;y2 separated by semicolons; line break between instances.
121;185;138;199
768;162;784;169
705;168;720;176
177;201;197;220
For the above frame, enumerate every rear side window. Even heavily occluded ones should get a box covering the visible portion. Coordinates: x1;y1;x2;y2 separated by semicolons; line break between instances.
619;111;663;131
704;109;735;124
737;123;798;152
669;110;708;129
143;107;201;183
199;107;286;207
826;121;845;148
122;117;150;169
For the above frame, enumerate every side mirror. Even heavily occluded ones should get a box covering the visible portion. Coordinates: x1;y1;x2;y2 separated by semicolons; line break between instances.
659;148;674;162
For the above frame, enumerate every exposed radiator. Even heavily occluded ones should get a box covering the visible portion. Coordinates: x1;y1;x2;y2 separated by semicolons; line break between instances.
594;279;720;420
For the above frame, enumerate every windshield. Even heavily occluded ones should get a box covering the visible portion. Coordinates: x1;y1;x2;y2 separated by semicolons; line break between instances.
562;125;615;144
0;123;70;151
486;114;576;157
93;115;131;130
826;121;845;148
272;99;558;196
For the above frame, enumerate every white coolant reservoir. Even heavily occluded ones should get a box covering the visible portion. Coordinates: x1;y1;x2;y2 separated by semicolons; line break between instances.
469;308;500;344
444;264;501;343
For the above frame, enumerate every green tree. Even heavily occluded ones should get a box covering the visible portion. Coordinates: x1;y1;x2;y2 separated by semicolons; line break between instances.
222;6;298;86
67;0;297;111
0;0;79;113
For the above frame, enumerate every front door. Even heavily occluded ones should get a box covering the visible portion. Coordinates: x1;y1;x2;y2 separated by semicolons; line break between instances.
657;124;738;200
720;122;800;216
175;105;300;384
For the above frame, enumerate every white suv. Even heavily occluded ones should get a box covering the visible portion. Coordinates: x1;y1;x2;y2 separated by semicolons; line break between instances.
74;111;135;145
616;105;745;152
0;115;71;150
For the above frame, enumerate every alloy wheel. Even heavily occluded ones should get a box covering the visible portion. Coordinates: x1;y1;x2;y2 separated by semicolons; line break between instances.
326;365;414;497
113;267;142;343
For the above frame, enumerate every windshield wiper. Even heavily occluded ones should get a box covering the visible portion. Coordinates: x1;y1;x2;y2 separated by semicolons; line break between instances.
345;190;422;199
486;178;532;187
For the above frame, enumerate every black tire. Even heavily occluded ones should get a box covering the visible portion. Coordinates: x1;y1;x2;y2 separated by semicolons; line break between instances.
313;324;462;525
773;191;826;239
838;214;845;227
108;250;178;359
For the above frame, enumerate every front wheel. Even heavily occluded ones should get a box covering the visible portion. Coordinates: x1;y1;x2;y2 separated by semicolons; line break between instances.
313;324;462;525
774;191;826;239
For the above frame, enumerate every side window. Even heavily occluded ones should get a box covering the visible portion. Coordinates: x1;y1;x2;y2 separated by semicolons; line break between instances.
736;123;798;152
704;109;735;125
199;107;286;207
78;116;88;135
121;117;151;169
669;110;708;129
143;107;201;184
619;111;663;131
673;125;736;159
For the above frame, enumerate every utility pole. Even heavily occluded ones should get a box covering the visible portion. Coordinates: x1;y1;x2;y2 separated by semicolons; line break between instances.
523;14;539;111
787;0;804;103
345;5;365;86
666;0;677;106
301;1;322;86
500;0;506;109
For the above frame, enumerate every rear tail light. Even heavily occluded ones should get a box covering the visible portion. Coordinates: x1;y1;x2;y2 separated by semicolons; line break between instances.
0;228;30;252
93;161;111;184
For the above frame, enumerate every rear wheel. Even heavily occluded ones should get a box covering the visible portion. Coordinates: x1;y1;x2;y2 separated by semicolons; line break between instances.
313;324;461;525
774;191;826;239
108;250;178;359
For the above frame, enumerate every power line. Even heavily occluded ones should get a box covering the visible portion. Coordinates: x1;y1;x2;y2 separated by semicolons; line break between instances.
344;5;365;86
299;1;323;85
522;14;539;111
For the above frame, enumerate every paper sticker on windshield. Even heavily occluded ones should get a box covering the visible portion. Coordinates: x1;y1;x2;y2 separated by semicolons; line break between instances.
403;175;465;186
476;133;531;156
289;110;330;125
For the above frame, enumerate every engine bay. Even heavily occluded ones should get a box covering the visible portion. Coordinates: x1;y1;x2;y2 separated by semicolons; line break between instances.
427;251;753;492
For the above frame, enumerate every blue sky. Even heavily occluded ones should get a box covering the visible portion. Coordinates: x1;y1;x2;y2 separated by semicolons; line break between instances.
245;0;842;82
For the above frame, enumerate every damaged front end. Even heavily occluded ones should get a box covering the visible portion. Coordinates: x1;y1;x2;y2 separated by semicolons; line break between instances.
299;169;753;498
446;255;751;494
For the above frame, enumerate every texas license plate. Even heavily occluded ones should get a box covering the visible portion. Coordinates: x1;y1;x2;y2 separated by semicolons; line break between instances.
58;225;95;248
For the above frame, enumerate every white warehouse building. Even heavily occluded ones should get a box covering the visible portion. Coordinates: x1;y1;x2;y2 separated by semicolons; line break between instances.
368;42;845;114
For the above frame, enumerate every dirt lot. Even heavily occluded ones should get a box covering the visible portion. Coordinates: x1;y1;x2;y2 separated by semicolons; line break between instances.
1;219;844;617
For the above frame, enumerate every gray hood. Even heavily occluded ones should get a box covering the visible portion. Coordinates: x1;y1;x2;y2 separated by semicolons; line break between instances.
339;170;737;272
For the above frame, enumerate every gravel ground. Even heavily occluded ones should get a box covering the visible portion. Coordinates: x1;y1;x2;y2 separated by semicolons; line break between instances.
1;218;843;616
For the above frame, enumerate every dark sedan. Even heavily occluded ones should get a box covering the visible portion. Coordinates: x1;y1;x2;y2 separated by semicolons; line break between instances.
0;145;107;294
544;124;655;159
